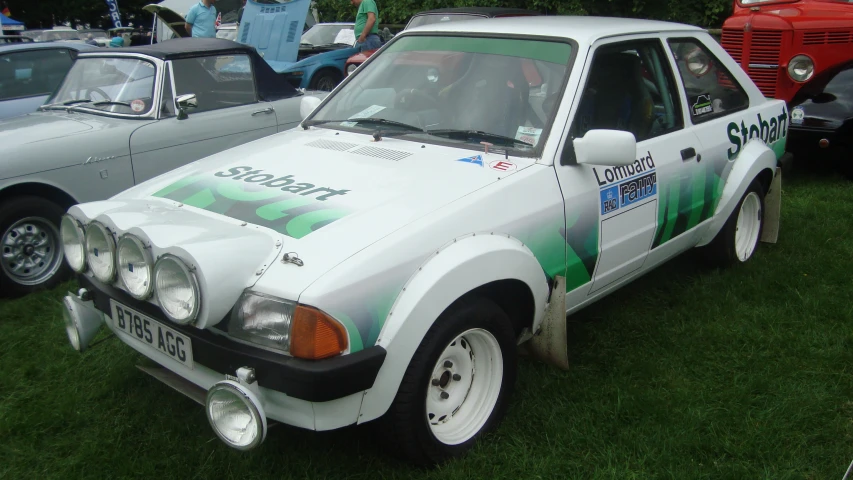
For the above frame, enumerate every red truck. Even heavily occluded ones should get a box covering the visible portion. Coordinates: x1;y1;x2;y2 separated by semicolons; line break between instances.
721;0;853;177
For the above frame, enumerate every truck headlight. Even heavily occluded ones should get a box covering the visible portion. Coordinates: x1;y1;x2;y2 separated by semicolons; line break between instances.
788;55;814;83
154;254;200;324
228;292;295;352
60;215;86;273
85;222;116;283
117;235;153;300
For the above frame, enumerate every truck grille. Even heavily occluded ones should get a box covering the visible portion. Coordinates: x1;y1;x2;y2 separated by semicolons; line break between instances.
747;68;778;98
803;30;853;45
749;31;782;64
721;28;744;63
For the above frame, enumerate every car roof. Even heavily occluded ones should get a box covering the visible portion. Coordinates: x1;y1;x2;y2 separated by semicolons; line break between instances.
405;15;703;44
414;7;540;17
0;42;97;54
76;37;254;60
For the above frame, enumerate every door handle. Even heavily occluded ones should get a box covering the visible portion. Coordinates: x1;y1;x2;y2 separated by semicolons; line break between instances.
680;147;696;161
252;107;274;116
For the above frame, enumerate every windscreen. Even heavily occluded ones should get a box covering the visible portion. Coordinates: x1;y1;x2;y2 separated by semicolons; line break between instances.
46;58;157;116
308;35;574;156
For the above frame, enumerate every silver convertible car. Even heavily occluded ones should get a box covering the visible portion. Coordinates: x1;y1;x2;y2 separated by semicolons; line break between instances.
0;38;323;297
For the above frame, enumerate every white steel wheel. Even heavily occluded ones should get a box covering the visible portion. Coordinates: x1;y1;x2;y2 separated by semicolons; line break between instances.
734;191;762;262
426;328;503;446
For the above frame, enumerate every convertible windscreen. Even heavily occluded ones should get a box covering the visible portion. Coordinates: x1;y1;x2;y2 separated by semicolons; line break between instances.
46;58;157;116
307;35;573;154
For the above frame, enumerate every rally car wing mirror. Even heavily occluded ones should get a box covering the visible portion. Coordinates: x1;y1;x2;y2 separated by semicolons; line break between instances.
176;93;197;120
300;95;322;121
569;129;637;167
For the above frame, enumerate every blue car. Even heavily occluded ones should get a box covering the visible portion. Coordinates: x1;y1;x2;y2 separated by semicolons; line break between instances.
0;42;97;120
277;23;358;91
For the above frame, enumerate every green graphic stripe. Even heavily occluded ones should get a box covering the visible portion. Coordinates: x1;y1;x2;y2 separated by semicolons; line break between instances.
332;312;364;354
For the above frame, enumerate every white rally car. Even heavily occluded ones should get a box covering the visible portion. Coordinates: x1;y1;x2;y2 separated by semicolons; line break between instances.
59;16;791;465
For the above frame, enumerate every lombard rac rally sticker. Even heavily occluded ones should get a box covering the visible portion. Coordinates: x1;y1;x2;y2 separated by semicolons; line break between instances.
130;99;145;113
457;155;484;167
515;126;542;147
791;106;805;125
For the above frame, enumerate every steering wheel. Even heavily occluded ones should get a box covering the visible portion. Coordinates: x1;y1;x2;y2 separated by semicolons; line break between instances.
82;87;110;103
394;88;436;111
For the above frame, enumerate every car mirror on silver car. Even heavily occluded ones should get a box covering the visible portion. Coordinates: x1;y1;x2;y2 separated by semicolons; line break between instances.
176;93;198;120
299;95;322;121
571;129;637;167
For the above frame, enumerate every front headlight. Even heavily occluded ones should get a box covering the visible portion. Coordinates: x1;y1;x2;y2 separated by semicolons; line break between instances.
117;235;153;300
85;221;116;283
346;63;357;76
154;254;200;324
788;55;814;83
227;292;295;352
60;215;86;273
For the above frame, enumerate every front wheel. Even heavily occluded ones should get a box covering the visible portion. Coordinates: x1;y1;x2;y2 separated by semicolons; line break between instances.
379;297;517;466
702;179;765;266
0;196;70;298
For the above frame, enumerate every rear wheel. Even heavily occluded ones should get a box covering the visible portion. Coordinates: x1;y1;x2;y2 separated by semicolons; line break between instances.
702;180;765;266
378;297;517;466
309;70;341;91
0;196;70;297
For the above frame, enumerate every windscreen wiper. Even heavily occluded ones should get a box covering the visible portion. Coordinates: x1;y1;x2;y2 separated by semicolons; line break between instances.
91;100;132;108
39;99;92;110
426;129;533;148
303;117;424;132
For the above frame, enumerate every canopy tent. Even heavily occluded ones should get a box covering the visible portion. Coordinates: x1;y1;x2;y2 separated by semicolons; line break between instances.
0;13;25;31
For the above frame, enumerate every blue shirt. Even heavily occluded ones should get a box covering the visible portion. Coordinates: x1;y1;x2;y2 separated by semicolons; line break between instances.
186;2;217;38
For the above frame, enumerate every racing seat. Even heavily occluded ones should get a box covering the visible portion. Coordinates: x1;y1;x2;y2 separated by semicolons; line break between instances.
442;54;529;139
574;51;655;141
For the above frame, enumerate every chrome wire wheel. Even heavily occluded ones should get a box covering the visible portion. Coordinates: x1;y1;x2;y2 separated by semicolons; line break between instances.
735;191;762;262
1;216;63;286
426;328;503;446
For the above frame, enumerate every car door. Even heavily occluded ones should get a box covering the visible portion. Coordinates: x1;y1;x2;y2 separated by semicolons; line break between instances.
0;47;75;119
129;54;278;184
555;37;703;303
656;36;762;250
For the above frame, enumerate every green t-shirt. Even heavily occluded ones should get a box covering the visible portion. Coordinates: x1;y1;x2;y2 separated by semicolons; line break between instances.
354;0;379;37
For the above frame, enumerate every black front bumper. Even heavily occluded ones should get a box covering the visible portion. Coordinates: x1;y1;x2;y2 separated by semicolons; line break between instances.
79;275;386;403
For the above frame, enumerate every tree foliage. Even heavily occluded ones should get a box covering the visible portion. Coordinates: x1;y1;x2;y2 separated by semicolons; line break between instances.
3;0;735;30
315;0;735;29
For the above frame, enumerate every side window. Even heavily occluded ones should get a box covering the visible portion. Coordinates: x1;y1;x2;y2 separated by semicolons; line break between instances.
667;38;749;123
171;54;257;114
160;63;176;117
0;48;73;101
571;40;683;143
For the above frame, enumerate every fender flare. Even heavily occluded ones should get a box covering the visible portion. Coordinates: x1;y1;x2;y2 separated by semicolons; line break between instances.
357;232;550;424
696;140;778;247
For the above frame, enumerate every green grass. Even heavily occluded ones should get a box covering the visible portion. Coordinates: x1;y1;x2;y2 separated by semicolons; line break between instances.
2;170;852;479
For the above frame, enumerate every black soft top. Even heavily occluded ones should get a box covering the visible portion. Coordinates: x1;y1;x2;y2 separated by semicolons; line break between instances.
414;7;540;17
78;38;300;102
78;38;252;61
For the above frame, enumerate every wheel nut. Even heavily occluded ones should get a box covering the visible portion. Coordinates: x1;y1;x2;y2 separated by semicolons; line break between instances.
440;391;449;400
452;374;461;381
444;361;453;368
431;378;440;386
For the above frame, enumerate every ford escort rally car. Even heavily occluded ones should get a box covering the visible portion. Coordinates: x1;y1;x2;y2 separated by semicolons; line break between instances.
59;16;789;465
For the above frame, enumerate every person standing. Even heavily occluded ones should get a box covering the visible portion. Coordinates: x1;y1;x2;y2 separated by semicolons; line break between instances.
351;0;381;51
184;0;217;38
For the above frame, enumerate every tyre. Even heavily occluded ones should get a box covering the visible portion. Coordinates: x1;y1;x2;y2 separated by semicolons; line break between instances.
378;297;517;466
0;196;70;298
702;179;765;266
309;70;341;92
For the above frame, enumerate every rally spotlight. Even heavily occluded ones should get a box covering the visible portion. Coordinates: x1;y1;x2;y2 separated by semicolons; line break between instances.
205;380;268;451
62;290;104;352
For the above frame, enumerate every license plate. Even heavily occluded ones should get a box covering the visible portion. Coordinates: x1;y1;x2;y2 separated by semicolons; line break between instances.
110;299;194;369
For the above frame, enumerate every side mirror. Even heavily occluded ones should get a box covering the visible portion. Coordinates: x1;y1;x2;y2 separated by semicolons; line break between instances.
175;93;197;120
571;129;637;167
300;95;322;120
